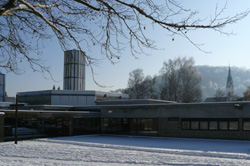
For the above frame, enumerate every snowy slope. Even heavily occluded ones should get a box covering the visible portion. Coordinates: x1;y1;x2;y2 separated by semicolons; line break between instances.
1;135;250;165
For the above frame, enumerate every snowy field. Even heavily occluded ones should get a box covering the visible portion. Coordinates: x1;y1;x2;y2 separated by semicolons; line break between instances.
1;135;250;165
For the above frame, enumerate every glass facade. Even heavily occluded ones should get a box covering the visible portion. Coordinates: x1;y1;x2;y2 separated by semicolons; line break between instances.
137;119;158;135
4;114;250;141
102;118;158;136
4;117;100;140
73;118;100;135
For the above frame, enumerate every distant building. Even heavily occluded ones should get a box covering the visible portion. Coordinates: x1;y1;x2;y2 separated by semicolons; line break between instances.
204;97;228;102
5;97;15;103
63;49;86;91
205;66;235;102
17;49;130;106
226;66;234;101
18;90;129;106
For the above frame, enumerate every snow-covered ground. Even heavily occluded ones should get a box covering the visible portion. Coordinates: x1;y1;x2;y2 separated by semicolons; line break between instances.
1;135;250;166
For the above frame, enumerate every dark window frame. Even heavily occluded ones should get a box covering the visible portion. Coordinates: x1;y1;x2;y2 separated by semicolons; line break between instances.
242;119;250;131
181;121;190;130
190;121;199;130
181;118;239;131
229;121;239;131
219;121;228;131
199;121;209;130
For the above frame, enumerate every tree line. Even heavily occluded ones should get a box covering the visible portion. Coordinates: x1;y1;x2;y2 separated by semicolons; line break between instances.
125;57;250;103
215;86;250;102
125;57;202;103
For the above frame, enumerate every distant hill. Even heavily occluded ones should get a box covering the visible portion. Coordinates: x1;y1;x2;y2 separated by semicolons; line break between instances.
197;66;250;100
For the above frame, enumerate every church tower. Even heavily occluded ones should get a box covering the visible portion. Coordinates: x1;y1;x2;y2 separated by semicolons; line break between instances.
226;66;234;101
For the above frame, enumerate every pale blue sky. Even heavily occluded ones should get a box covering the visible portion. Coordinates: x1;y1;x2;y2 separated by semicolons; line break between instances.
5;1;250;97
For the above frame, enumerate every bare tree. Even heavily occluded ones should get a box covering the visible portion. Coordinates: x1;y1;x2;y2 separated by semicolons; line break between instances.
160;57;202;103
141;75;159;99
160;58;181;101
214;88;226;98
213;88;227;101
243;86;250;101
127;68;144;99
0;0;249;75
179;58;202;102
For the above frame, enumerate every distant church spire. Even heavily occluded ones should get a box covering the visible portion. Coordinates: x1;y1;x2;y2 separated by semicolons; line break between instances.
226;65;234;101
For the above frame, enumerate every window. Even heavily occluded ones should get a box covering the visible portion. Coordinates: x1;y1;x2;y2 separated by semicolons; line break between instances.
181;118;239;131
137;118;158;135
138;119;157;131
122;118;128;124
209;121;218;130
200;121;208;130
229;122;238;130
219;121;228;130
182;121;190;130
191;121;199;130
243;122;250;131
103;118;109;127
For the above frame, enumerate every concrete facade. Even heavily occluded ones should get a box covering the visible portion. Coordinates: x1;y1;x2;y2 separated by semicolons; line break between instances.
2;100;250;141
100;101;250;140
101;102;246;119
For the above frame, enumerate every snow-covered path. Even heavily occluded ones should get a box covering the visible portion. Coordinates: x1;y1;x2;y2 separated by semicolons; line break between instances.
1;135;250;165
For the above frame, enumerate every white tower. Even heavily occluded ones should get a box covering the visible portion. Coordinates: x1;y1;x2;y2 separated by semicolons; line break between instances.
63;49;85;91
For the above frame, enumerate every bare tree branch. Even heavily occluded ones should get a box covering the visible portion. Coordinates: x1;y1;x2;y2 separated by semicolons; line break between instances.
0;0;249;85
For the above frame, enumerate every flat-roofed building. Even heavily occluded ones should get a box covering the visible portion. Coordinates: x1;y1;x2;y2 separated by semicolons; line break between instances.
18;90;129;106
3;98;250;141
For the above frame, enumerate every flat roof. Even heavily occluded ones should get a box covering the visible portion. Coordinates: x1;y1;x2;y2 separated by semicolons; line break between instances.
16;105;74;111
17;90;129;98
1;109;100;114
8;104;101;112
99;101;250;108
96;99;176;105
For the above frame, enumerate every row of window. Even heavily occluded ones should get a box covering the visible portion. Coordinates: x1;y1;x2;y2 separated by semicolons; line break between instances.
102;118;250;132
182;119;239;131
182;118;250;131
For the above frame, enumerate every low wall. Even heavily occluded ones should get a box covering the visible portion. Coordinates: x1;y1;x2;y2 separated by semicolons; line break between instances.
0;112;4;142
